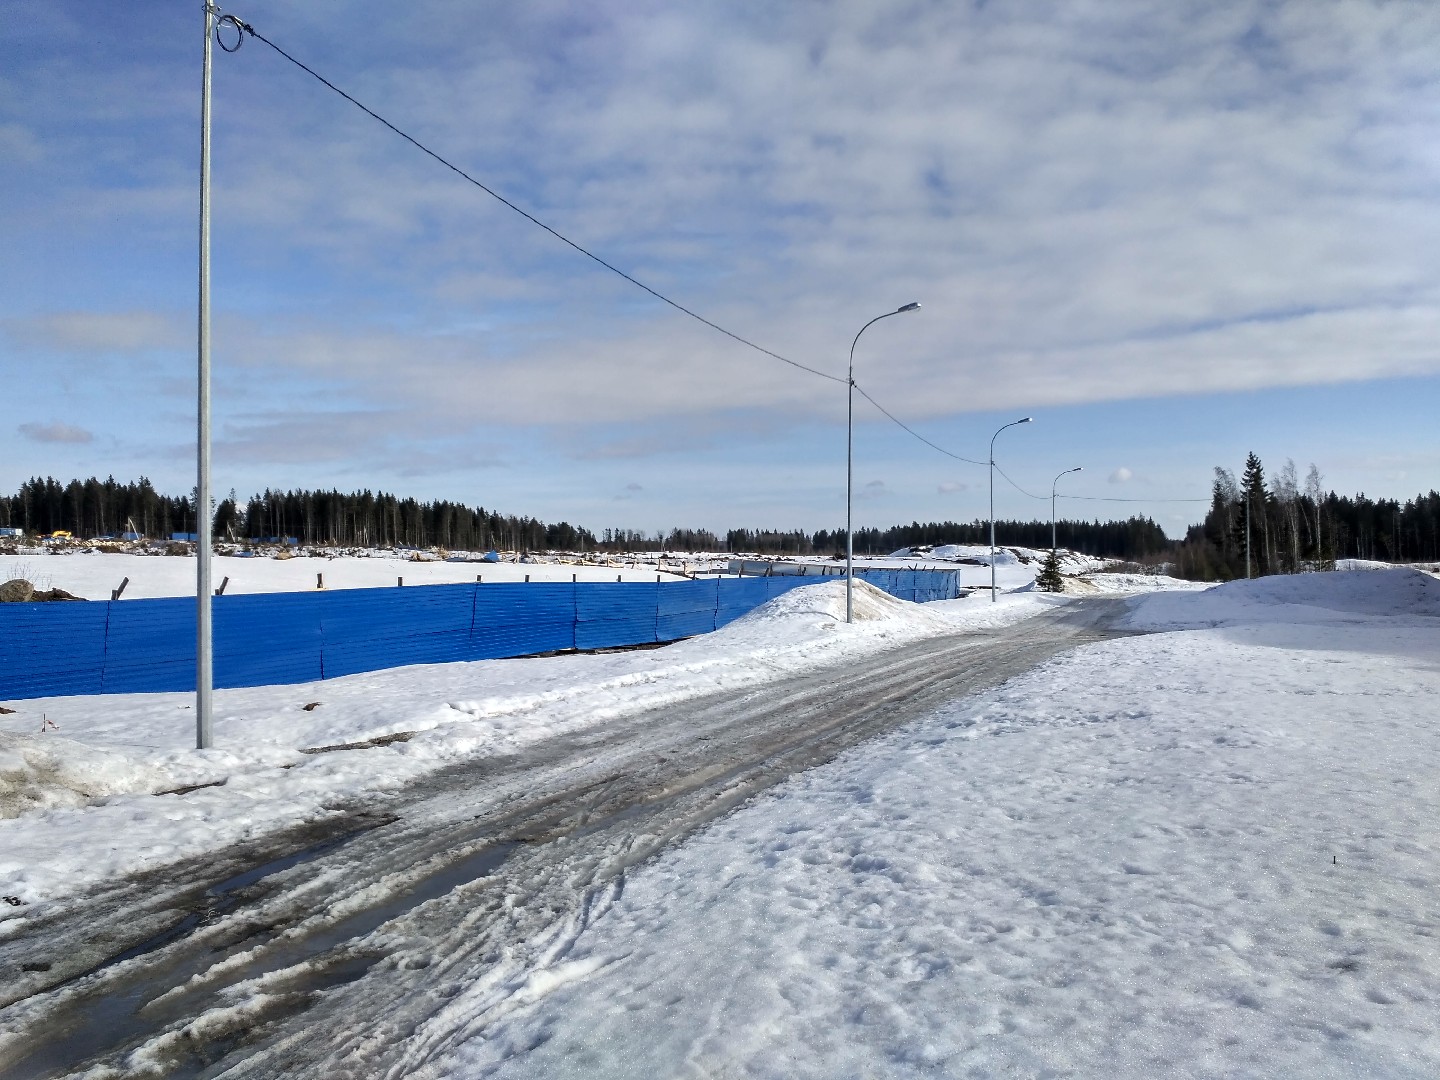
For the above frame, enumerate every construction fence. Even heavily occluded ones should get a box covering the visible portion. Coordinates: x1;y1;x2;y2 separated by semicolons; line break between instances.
0;569;962;701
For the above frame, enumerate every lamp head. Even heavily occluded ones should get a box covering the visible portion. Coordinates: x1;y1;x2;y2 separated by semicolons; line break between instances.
1019;417;1033;424
897;302;921;313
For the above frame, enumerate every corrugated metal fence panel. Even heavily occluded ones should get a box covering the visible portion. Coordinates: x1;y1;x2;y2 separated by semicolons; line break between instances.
656;579;720;641
101;597;195;693
322;584;478;678
715;577;775;628
472;582;576;659
577;581;660;650
0;571;965;701
216;591;324;689
0;601;110;699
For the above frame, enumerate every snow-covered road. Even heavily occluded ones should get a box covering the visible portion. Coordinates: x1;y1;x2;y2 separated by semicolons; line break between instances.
4;568;1437;1079
0;600;1121;1078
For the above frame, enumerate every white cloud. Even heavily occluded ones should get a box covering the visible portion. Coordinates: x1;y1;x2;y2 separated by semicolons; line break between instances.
18;421;93;444
9;0;1440;518
937;481;969;494
1109;467;1134;484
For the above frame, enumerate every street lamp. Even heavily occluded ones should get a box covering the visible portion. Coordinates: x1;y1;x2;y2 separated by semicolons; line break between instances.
988;417;1032;602
1051;467;1082;553
846;301;921;623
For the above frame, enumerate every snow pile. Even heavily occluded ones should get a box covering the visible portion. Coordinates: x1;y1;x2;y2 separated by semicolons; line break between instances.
1126;567;1440;630
730;575;954;632
1082;572;1211;594
0;733;169;819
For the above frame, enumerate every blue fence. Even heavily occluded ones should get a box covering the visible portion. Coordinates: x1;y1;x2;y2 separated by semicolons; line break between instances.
0;569;961;700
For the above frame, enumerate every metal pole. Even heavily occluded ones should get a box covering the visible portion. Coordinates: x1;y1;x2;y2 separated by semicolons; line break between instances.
196;3;215;749
844;303;919;624
988;417;1032;601
989;439;996;601
846;358;854;623
1051;467;1081;553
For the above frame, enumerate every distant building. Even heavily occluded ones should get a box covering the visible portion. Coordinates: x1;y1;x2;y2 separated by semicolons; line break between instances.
171;532;199;542
0;527;22;537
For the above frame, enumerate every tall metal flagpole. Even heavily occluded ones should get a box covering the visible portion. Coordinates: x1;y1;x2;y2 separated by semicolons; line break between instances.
197;2;215;749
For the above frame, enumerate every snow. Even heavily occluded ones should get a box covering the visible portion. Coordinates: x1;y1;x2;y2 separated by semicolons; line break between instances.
399;567;1440;1079
0;550;693;601
0;580;1051;907
9;562;1436;1076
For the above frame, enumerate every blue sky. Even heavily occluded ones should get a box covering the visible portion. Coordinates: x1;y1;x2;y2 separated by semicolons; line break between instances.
4;0;1439;539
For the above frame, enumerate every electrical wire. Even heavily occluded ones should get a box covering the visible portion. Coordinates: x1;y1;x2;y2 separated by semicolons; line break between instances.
850;383;989;466
1059;494;1211;503
994;464;1049;500
220;17;847;385
855;387;1212;505
216;14;1221;512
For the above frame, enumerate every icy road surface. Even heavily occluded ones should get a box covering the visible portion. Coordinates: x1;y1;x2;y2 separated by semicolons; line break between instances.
0;600;1121;1078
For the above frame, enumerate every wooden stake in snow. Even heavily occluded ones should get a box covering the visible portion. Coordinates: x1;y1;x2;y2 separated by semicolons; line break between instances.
111;577;129;601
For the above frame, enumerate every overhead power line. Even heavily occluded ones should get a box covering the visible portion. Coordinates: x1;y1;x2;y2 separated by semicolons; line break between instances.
216;15;846;385
1059;494;1211;503
851;383;988;466
212;14;1218;513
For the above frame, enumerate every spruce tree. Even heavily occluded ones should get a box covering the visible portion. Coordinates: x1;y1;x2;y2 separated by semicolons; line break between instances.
1036;548;1064;592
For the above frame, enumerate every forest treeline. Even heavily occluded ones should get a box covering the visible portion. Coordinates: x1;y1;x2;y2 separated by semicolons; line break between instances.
0;477;597;552
1;475;1167;557
728;517;1170;559
3;472;1436;570
1170;453;1440;580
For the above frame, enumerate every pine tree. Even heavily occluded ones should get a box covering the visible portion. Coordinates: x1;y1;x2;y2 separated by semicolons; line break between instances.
1036;549;1064;592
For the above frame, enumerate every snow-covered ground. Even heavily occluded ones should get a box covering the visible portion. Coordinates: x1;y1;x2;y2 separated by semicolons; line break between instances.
0;581;1054;905
404;568;1440;1079
8;565;1437;1076
0;544;1207;603
0;550;694;601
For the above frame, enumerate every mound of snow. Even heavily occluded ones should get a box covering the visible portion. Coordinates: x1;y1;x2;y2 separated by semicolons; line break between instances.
723;578;953;634
1083;573;1212;594
1125;567;1440;630
0;734;170;819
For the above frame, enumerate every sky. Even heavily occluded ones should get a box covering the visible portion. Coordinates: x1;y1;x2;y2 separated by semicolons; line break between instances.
3;0;1439;540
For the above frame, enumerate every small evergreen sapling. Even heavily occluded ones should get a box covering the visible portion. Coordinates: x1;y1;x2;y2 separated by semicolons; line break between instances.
1036;549;1064;592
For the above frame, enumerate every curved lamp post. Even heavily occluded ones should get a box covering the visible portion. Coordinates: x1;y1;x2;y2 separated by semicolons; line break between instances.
846;302;921;623
988;417;1032;602
1051;467;1082;553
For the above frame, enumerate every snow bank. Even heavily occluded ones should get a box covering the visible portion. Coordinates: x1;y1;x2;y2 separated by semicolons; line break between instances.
1083;572;1211;594
0;734;170;819
1125;567;1440;630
